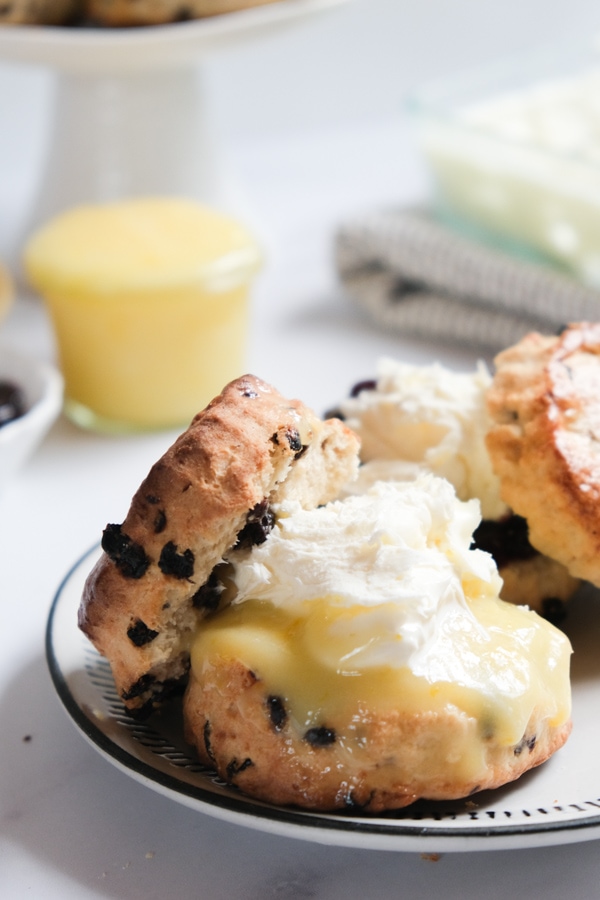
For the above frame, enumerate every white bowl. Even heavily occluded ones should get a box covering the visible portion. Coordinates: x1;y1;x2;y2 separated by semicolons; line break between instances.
0;345;63;493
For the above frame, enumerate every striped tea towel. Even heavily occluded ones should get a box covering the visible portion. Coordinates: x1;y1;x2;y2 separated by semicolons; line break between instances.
335;207;600;351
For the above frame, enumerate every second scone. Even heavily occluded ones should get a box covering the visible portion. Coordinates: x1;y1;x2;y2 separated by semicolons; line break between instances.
486;322;600;587
84;0;281;26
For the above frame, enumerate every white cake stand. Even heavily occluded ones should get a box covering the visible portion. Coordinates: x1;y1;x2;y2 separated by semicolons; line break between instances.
0;0;349;245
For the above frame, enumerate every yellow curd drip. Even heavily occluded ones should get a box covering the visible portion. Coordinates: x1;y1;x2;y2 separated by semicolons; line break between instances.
191;592;571;778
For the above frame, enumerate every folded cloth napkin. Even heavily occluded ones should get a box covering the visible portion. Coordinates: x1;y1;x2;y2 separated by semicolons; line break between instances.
334;207;600;351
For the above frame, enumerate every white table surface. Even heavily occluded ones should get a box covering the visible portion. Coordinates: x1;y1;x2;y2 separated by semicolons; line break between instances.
2;116;600;898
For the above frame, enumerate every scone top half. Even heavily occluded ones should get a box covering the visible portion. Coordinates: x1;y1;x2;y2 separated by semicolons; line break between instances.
78;375;360;716
486;322;600;586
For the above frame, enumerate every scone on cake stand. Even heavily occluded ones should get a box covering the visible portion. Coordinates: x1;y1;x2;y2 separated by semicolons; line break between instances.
0;0;349;268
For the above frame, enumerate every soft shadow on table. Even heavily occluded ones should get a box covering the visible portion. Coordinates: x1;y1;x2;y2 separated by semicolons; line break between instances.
281;288;498;368
3;649;600;900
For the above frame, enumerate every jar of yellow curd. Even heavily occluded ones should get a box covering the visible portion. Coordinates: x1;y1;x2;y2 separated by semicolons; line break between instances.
23;198;262;433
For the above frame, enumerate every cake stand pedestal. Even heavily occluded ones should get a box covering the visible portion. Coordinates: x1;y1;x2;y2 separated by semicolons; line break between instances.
0;0;349;263
33;67;226;223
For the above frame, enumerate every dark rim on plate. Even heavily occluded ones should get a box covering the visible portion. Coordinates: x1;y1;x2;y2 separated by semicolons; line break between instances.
45;545;600;847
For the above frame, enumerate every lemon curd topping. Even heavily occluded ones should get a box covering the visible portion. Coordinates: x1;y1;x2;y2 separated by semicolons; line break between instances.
190;477;572;775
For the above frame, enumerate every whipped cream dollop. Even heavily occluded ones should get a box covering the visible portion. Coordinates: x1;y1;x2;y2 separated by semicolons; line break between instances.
230;476;503;674
338;358;508;520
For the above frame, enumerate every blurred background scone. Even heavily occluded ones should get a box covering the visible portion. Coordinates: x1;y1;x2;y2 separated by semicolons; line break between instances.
0;0;80;24
84;0;282;26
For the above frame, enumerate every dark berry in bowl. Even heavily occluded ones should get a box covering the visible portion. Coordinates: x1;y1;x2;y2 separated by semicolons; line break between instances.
0;380;27;428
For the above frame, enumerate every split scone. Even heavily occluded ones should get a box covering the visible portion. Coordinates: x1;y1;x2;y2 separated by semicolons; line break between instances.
334;359;580;621
79;374;360;717
486;322;600;587
184;475;572;811
83;0;281;26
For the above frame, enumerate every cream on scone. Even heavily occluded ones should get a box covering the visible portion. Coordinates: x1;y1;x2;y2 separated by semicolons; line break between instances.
336;359;504;517
0;0;80;24
79;375;360;716
184;476;572;812
335;358;580;619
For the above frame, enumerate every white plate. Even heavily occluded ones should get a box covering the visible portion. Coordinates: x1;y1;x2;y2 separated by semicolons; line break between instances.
46;546;600;853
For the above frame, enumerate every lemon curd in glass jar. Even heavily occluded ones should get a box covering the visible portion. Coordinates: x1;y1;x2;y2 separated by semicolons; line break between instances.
24;198;262;433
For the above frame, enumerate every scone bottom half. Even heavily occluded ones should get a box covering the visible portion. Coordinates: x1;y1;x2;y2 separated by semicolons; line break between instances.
78;374;360;718
181;476;572;812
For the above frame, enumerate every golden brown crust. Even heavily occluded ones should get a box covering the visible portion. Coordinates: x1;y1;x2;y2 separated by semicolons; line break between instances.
83;0;281;26
183;658;572;812
78;374;359;714
486;323;600;586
